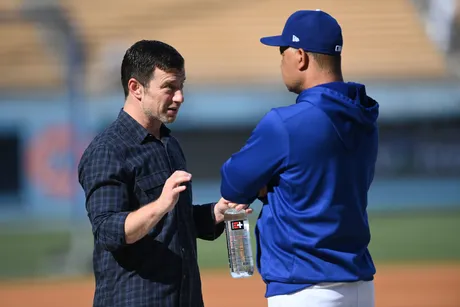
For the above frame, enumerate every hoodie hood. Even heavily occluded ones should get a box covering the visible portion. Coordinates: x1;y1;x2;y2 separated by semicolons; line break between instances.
297;82;379;149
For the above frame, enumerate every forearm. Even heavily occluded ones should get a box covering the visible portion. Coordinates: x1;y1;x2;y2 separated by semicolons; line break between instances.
124;201;167;244
220;110;287;204
193;203;225;241
220;164;260;204
92;201;167;251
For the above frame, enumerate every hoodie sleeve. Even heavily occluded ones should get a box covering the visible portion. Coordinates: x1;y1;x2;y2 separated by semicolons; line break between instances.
220;109;288;204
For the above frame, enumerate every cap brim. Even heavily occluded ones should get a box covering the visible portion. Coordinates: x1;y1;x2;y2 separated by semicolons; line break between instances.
260;35;286;47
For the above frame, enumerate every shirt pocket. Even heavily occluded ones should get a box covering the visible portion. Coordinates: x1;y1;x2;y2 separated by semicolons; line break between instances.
135;170;170;204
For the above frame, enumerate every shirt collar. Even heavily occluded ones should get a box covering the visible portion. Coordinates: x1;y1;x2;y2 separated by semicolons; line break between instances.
117;109;171;144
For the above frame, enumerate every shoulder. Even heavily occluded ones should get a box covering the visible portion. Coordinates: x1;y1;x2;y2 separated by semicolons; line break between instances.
258;106;309;131
82;118;126;157
77;141;132;189
78;124;126;174
272;102;316;122
258;108;284;126
251;108;289;140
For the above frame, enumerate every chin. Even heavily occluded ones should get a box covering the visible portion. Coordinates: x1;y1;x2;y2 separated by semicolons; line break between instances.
285;84;302;94
165;117;177;124
285;84;296;93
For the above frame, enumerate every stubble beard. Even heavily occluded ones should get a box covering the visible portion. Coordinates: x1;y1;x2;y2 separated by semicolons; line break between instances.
142;104;175;125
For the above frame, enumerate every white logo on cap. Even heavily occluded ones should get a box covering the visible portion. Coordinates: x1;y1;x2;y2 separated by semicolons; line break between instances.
335;45;342;52
292;35;300;42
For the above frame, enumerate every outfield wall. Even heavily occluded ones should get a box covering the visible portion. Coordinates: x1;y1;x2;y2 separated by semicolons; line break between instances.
0;82;459;223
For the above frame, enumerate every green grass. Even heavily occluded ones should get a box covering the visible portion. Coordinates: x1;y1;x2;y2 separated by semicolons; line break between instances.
0;211;459;279
0;231;71;278
368;212;460;262
197;211;460;269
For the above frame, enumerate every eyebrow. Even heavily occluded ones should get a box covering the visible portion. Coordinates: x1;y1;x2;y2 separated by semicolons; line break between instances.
161;81;176;88
161;79;185;88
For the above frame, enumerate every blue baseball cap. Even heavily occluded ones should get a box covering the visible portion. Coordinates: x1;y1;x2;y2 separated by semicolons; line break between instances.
260;10;343;56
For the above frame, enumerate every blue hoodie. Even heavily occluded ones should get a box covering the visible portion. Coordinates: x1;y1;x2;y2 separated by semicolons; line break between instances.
220;82;379;297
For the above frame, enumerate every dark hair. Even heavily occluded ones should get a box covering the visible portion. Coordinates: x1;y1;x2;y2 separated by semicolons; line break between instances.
121;40;184;98
307;52;342;75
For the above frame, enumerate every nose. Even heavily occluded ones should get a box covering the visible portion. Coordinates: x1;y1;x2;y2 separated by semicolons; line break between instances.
173;89;184;104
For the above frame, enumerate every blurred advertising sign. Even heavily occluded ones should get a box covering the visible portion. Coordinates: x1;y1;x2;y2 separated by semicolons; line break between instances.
376;122;460;177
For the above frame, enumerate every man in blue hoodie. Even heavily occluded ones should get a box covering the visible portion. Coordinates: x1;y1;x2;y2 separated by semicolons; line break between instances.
220;10;379;307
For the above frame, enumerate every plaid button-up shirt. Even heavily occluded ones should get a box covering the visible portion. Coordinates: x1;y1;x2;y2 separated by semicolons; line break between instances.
78;109;225;307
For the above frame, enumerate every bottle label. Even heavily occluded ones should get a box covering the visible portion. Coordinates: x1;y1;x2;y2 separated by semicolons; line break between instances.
230;220;245;230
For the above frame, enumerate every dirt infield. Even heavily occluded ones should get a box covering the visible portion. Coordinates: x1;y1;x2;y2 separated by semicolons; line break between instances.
1;263;459;307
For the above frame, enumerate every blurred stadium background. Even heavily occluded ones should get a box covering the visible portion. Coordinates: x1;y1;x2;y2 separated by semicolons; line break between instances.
0;0;459;306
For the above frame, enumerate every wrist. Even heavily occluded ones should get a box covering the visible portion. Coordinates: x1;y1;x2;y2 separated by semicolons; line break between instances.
148;198;169;218
213;204;224;224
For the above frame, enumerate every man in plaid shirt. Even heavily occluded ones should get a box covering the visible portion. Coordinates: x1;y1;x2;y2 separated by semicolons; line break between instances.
78;40;250;307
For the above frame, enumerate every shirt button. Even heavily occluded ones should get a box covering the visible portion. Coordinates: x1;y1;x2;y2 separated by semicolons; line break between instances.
181;247;185;253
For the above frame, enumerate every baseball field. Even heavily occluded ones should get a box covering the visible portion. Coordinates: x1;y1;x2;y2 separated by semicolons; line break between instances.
1;211;459;306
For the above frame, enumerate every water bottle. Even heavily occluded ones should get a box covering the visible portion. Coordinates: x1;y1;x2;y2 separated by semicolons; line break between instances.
224;208;254;278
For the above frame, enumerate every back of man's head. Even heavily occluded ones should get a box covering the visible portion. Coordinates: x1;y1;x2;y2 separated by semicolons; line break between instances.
121;40;184;98
307;52;342;76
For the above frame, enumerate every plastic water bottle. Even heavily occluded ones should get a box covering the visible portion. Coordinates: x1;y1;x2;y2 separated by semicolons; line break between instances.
224;208;254;278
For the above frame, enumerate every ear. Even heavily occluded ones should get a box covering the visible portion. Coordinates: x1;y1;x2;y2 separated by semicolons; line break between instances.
297;48;309;71
128;78;143;100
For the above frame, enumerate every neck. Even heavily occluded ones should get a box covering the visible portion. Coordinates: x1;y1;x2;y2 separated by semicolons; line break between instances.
123;98;162;138
301;72;344;92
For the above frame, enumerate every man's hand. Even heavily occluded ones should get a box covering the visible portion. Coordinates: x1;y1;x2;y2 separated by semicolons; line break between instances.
158;170;192;213
214;197;253;224
124;171;191;244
